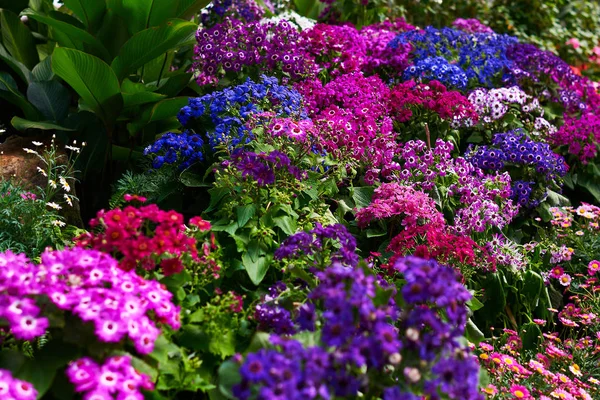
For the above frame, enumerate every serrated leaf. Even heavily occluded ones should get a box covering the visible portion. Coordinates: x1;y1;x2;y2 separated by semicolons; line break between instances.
236;205;256;228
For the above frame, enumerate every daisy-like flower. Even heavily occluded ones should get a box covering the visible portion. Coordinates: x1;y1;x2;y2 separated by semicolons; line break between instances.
31;141;43;146
575;230;584;236
550;266;564;278
47;202;61;210
59;177;71;192
482;384;498;395
36;167;47;177
588;260;600;276
559;273;572;286
569;363;582;376
23;148;38;155
65;145;80;152
49;180;57;189
64;195;73;207
510;384;530;399
51;220;66;227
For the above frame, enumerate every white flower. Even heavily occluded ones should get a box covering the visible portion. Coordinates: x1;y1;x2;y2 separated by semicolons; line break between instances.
64;194;73;207
37;167;47;177
49;180;57;189
65;145;80;152
23;148;38;155
46;202;61;210
51;220;66;227
59;177;70;192
32;141;43;146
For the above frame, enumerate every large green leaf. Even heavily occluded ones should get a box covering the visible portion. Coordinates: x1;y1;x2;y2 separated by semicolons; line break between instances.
242;253;271;285
0;71;40;119
22;8;111;61
26;80;70;121
0;42;32;83
176;0;212;19
121;0;177;34
111;19;197;80
62;0;106;33
121;78;166;108
0;9;39;69
32;56;54;81
11;116;75;131
52;47;123;127
127;96;188;135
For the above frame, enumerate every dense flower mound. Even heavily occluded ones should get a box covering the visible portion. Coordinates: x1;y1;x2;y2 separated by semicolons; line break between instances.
389;27;518;88
0;369;37;399
390;79;479;127
66;355;154;400
200;0;264;27
236;257;481;400
193;17;317;85
76;201;205;276
551;113;600;163
296;73;396;172
0;248;180;353
466;129;568;207
145;75;306;168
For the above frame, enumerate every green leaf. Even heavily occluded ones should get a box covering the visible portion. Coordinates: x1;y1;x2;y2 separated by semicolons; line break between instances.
520;322;542;351
26;80;70;121
217;360;241;400
62;0;106;33
178;325;210;351
242;253;271;285
111;19;197;80
209;330;237;359
179;170;211;187
11;116;75;131
0;9;38;69
467;296;484;312
52;47;123;127
0;42;33;83
32;56;54;81
153;72;192;96
236;205;256;228
545;189;570;207
121;78;166;107
465;318;485;344
0;71;40;120
522;270;543;306
351;186;374;209
273;215;297;236
578;176;600;204
121;0;177;35
479;272;506;322
176;0;212;20
206;187;229;213
0;0;29;13
22;8;111;61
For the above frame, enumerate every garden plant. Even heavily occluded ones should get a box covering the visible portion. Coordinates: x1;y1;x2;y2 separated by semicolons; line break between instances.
0;0;600;399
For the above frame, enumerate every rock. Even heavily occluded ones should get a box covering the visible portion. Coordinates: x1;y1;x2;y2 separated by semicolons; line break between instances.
0;135;84;227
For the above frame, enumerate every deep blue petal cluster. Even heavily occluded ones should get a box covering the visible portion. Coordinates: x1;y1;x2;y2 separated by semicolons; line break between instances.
274;223;358;267
390;27;518;88
143;132;205;170
178;75;306;150
403;56;468;90
466;129;567;207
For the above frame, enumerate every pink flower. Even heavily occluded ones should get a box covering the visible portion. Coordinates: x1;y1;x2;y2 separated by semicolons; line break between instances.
588;260;600;275
510;384;530;398
566;38;581;49
559;273;572;286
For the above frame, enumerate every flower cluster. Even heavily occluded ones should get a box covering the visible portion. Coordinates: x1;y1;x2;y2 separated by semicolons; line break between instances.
200;0;264;28
390;79;479;127
266;117;317;143
466;129;568;207
230;149;307;186
143;131;204;170
551;113;600;164
468;86;556;136
0;369;37;399
66;355;154;399
296;73;397;174
452;18;494;34
76;201;201;275
274;223;358;267
390;27;518;87
359;19;414;76
177;75;306;151
0;248;180;353
193;17;317;86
